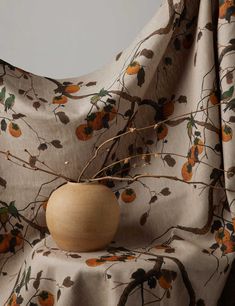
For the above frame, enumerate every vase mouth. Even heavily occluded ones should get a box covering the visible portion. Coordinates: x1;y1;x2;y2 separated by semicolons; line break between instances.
67;181;99;185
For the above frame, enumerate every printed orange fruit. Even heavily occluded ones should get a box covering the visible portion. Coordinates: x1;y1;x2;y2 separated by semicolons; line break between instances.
158;276;171;289
223;240;235;254
8;122;22;138
86;258;105;267
102;255;119;261
209;92;218;105
38;291;54;306
232;218;235;231
156;123;168;140
121;188;136;203
7;293;19;306
52;95;68;105
126;61;141;75
222;124;233;142
103;105;117;121
194;138;204;155
181;162;193;182
0;234;10;253
215;227;230;244
75;124;93;141
188;147;197;166
162;101;174;118
10;230;23;246
64;84;80;94
87;112;104;130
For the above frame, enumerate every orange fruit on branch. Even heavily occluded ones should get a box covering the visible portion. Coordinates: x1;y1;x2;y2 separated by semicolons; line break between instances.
87;112;104;130
126;61;141;75
158;275;172;289
121;188;136;203
181;162;193;182
222;124;233;142
209;92;219;105
103;105;117;121
7;293;19;306
86;258;105;267
223;240;235;254
38;291;54;306
8;122;22;138
0;234;10;253
75;124;93;141
64;84;80;94
215;227;230;245
52;95;68;105
156;123;168;140
162;101;174;118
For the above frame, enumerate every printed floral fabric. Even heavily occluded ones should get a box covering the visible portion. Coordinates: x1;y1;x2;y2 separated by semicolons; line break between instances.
1;0;235;305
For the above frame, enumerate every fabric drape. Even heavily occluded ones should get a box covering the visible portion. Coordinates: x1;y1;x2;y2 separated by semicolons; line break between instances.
0;0;235;305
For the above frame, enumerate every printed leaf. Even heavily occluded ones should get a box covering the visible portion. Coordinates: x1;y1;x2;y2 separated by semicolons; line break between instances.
226;71;233;84
163;155;176;167
205;22;213;31
8;201;19;218
69;253;81;258
227;166;235;179
149;195;158;203
43;251;51;256
178;95;187;103
62;276;74;287
38;143;48;151
18;89;25;95
196;299;206;306
140;48;154;59
51;140;63;148
222;86;234;100
86;81;97;87
116;51;122;61
197;31;203;41
56;111;70;124
39;97;48;103
4;94;15;112
33;271;42;290
29;156;37;168
230;116;235;123
131;268;146;280
33;101;41;110
26;95;33;100
1;119;7;131
160;187;171;196
0;87;6;101
16;296;24;304
137;67;145;87
12;113;26;120
140;212;148;226
57;289;61;301
25;266;31;290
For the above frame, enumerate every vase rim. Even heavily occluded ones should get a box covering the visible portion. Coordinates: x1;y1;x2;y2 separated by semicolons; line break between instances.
67;181;100;185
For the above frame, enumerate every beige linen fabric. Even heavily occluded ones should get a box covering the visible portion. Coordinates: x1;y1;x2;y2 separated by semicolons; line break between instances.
1;0;235;305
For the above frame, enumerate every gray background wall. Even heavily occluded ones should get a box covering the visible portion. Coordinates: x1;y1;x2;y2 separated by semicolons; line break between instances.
0;0;161;78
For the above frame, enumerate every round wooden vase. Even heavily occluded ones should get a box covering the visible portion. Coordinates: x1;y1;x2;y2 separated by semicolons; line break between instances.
46;182;120;252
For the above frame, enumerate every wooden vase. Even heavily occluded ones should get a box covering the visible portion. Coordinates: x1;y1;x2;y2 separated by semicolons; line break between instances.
46;182;120;252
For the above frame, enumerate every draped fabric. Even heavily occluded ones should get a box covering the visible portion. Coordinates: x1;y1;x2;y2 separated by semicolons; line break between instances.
1;0;235;305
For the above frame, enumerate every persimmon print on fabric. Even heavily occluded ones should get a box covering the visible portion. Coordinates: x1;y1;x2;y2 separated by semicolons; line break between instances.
0;0;235;305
